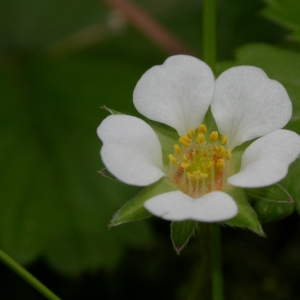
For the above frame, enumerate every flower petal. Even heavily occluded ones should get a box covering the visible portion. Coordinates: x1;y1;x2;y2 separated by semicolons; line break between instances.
144;190;238;222
228;130;300;188
133;55;215;136
97;115;165;186
211;66;292;150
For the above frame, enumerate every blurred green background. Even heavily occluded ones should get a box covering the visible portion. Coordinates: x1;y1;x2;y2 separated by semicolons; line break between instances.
1;0;300;299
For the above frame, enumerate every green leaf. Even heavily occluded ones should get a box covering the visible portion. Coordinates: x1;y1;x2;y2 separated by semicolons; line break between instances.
171;220;198;255
110;177;179;226
0;0;107;51
245;184;294;222
263;0;300;42
217;44;300;122
0;54;157;276
224;187;264;236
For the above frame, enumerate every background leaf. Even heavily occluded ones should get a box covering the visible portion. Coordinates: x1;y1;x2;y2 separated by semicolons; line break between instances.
1;0;300;299
263;0;300;42
0;54;158;275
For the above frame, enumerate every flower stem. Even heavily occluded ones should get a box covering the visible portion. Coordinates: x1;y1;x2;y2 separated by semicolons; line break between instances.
202;1;223;297
203;0;216;74
209;224;224;300
0;248;61;300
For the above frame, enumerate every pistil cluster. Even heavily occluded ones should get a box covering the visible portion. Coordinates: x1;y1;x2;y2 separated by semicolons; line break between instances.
168;124;231;198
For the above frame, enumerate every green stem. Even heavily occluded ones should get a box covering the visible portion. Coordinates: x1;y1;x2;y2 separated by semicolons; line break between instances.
0;249;61;300
209;224;224;300
203;1;223;297
203;0;216;74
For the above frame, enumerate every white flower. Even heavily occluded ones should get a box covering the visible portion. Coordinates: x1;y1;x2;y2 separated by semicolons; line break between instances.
97;55;300;223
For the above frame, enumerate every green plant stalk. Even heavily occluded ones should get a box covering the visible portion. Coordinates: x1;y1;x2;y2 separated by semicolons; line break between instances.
0;249;61;300
203;0;224;299
203;0;216;74
209;224;224;300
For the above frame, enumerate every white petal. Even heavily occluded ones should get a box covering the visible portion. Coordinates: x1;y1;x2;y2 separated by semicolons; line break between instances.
97;115;165;186
144;190;238;222
211;66;292;150
228;130;300;188
133;55;215;136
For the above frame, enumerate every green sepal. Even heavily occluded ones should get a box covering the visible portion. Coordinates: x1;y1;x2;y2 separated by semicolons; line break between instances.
171;220;198;255
98;168;120;182
100;105;122;115
224;187;265;236
147;120;178;166
245;184;294;222
110;177;179;227
279;158;300;215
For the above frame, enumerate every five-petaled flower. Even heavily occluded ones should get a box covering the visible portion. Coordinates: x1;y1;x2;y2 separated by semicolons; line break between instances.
97;55;300;223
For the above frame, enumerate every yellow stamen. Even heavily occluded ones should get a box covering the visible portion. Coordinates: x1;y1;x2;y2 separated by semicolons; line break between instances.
193;171;208;179
174;144;181;155
183;154;189;162
169;154;177;164
181;162;191;169
225;150;231;160
216;159;225;169
187;129;196;139
181;136;191;143
213;145;219;152
179;137;190;148
218;146;225;157
187;172;196;180
196;133;205;144
209;131;219;142
202;173;208;179
206;161;215;169
194;171;201;178
198;124;207;133
221;135;227;145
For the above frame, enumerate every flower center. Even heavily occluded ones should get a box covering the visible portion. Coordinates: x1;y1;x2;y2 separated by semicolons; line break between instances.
168;124;232;198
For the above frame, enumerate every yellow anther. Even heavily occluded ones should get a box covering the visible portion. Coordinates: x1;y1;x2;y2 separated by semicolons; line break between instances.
194;171;208;179
198;124;207;133
174;144;181;155
206;161;215;169
179;137;190;148
218;146;225;157
216;159;225;169
181;136;191;143
202;173;208;179
169;154;177;164
196;133;205;144
187;172;196;180
181;162;191;169
194;171;202;178
221;135;227;145
213;145;219;152
209;131;219;142
225;150;231;160
187;129;196;139
183;154;189;162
